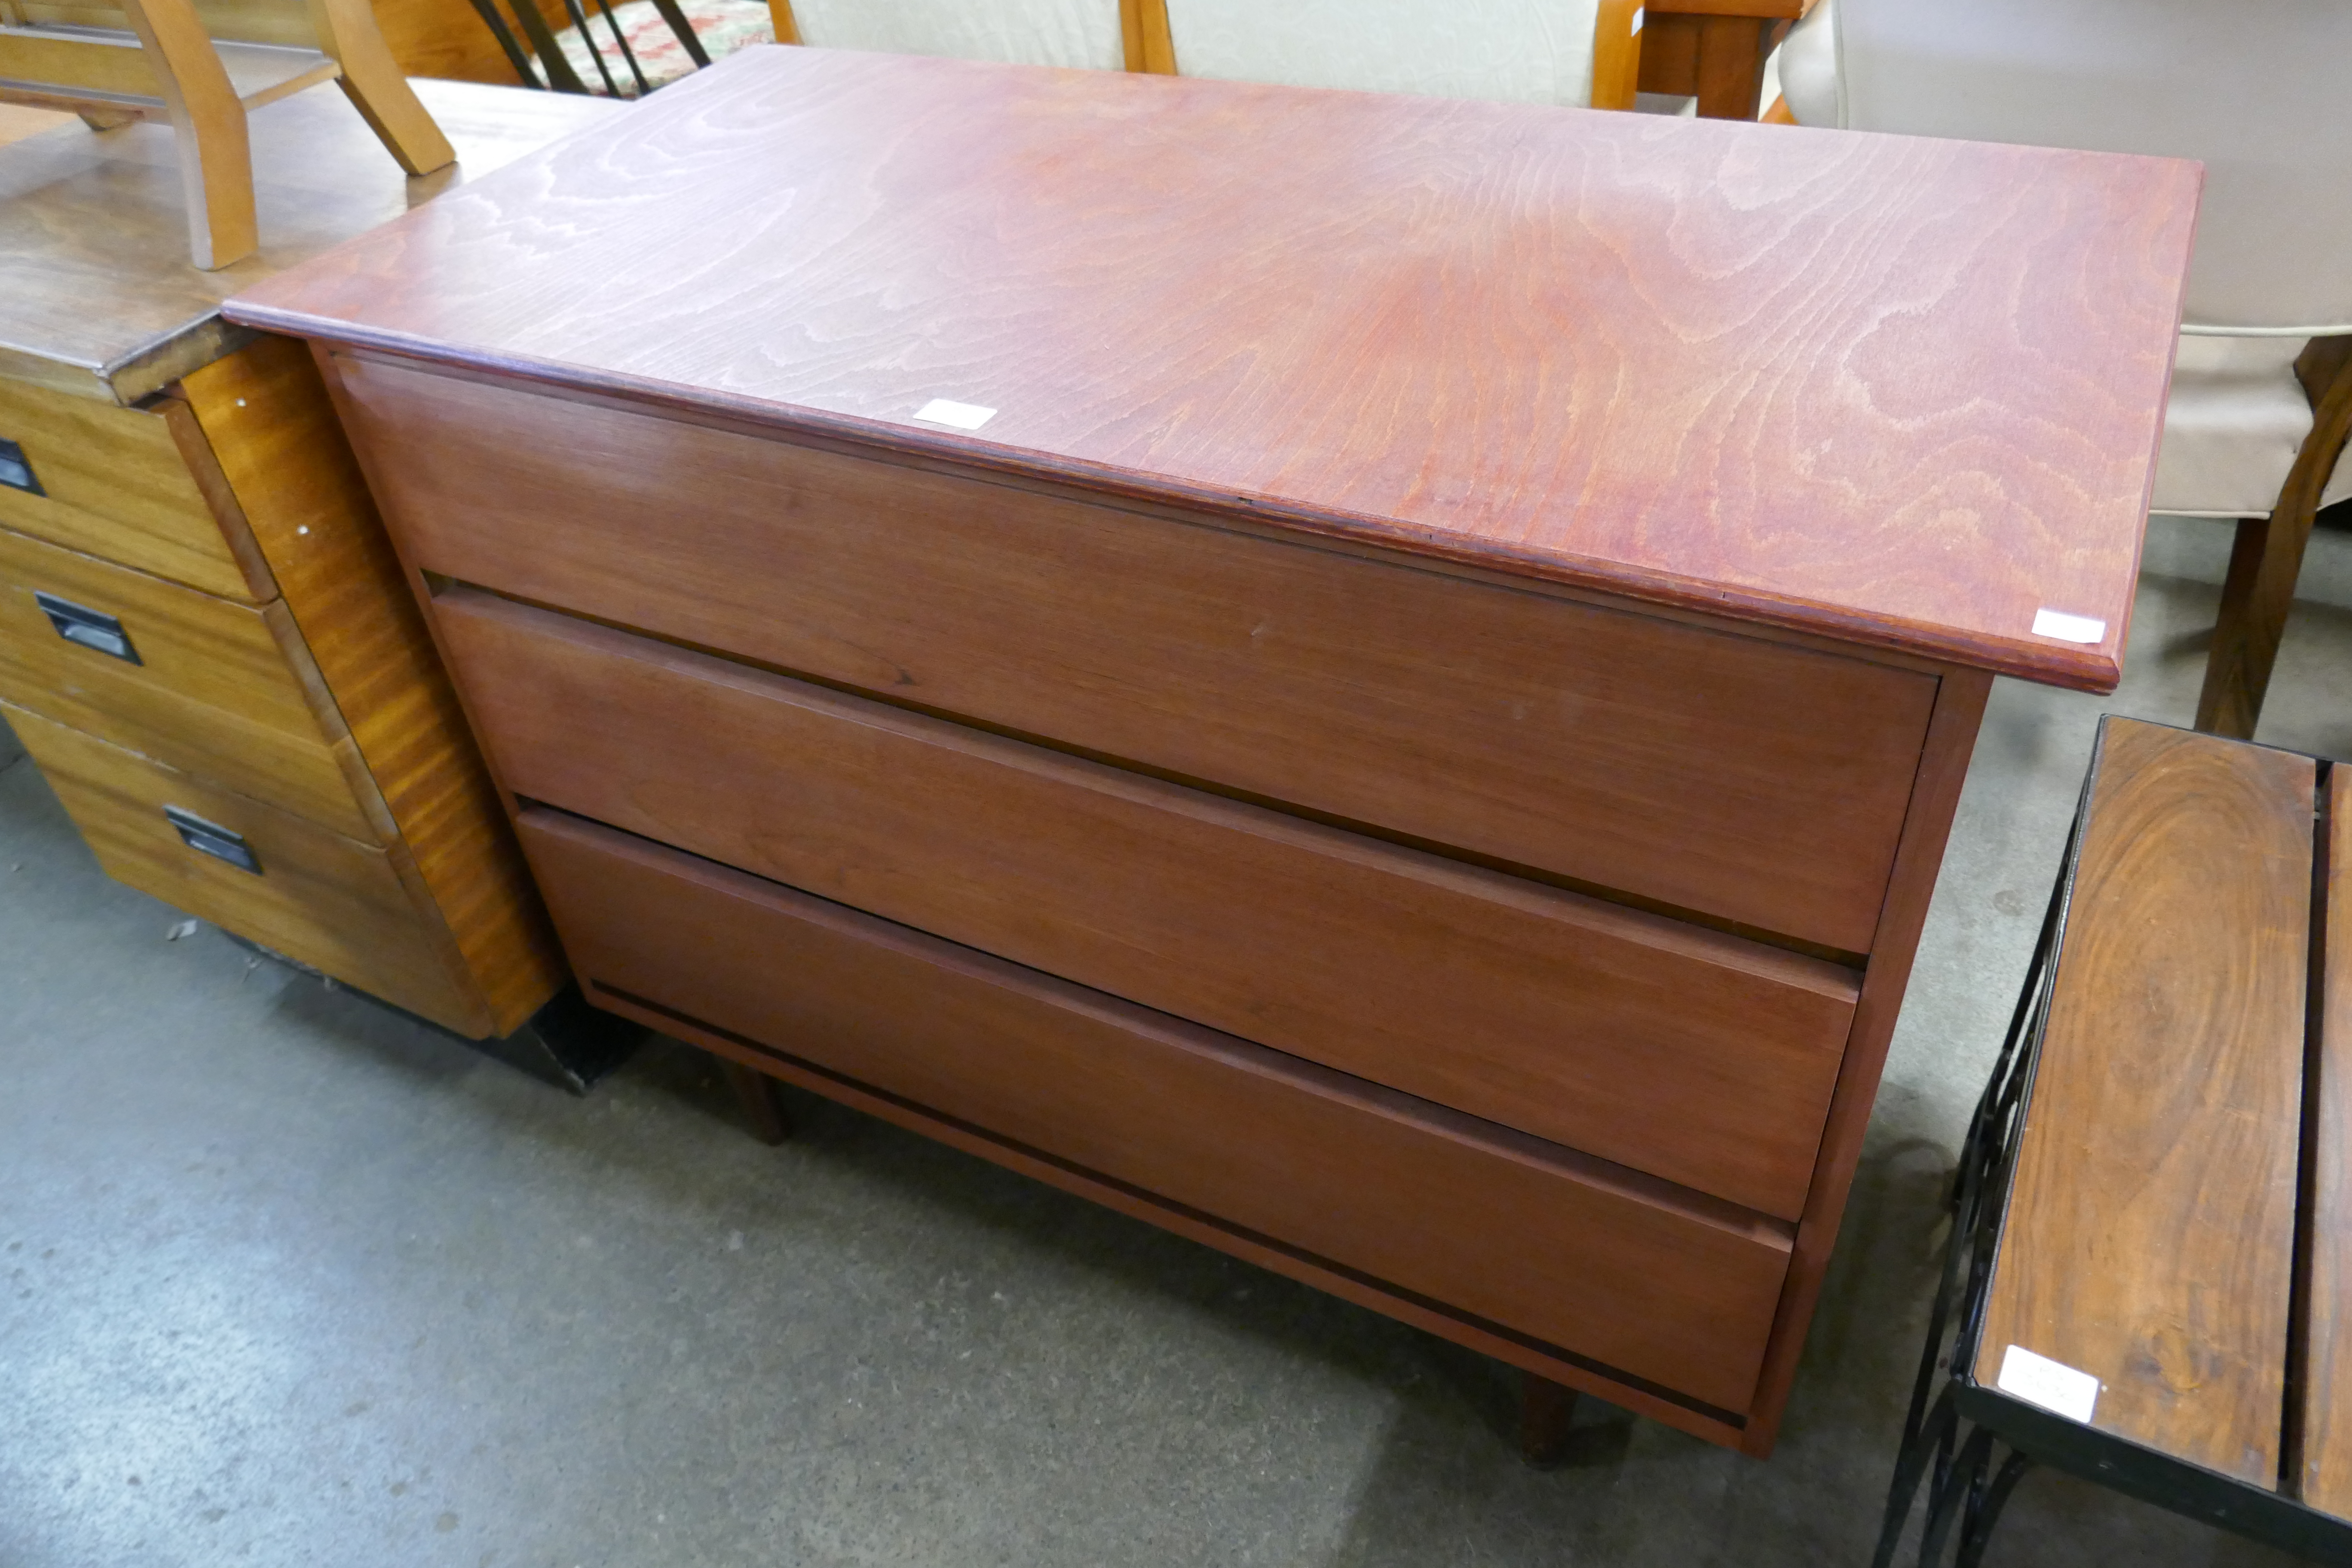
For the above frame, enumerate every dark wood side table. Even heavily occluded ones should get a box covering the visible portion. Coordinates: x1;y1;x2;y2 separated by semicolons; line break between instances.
1876;718;2352;1564
228;46;2191;1455
1641;0;1816;119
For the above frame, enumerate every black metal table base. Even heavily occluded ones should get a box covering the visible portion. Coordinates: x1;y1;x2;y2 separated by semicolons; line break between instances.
1878;1388;2035;1568
1869;824;2063;1568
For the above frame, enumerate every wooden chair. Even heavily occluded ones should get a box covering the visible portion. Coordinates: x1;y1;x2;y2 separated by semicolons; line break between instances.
766;0;1644;110
1876;717;2352;1563
768;0;1129;71
0;0;455;269
1128;0;1645;111
1774;0;2352;740
469;0;721;96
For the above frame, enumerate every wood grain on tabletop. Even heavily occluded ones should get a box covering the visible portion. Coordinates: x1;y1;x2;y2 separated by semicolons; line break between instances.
184;336;560;1035
1975;719;2313;1485
0;78;619;402
517;805;1795;1415
227;47;2196;690
4;699;482;1032
438;584;1857;1217
331;354;1938;956
0;104;71;145
2300;766;2352;1516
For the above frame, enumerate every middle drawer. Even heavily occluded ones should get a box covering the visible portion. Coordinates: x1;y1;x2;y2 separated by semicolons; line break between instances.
437;586;1856;1218
0;522;373;838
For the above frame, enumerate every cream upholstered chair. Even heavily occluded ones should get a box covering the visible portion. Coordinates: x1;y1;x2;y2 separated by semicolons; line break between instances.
1776;0;2352;738
770;1;1644;104
1152;0;1645;111
772;0;1126;70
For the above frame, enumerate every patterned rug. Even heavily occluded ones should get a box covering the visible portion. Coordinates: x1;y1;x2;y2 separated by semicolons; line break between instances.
553;0;773;96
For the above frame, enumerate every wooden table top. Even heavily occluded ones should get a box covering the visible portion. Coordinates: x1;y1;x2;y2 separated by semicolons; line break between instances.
1972;717;2352;1526
1976;718;2312;1485
0;79;620;404
227;48;2199;689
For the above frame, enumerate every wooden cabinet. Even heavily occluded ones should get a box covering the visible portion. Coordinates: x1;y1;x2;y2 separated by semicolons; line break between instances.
0;80;619;1038
228;50;2193;1451
0;341;554;1035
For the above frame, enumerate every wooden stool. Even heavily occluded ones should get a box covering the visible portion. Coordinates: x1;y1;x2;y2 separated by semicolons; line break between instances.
1874;716;2351;1564
0;0;454;268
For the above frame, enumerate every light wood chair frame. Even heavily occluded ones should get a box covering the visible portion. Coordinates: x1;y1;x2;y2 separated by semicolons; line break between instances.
0;0;455;269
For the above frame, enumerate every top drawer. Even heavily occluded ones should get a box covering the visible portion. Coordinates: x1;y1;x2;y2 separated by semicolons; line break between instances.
0;378;265;603
331;354;1941;952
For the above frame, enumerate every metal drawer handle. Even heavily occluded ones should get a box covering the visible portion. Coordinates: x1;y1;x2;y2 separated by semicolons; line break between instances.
164;805;262;875
0;437;41;496
33;591;141;665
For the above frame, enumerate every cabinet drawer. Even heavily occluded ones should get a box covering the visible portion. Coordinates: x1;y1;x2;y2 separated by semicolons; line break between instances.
0;378;266;601
0;524;373;838
517;805;1794;1413
334;355;1938;954
5;703;472;1028
441;587;1855;1216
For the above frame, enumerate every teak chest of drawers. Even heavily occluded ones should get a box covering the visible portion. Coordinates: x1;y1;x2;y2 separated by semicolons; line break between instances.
229;47;2198;1452
0;82;617;1039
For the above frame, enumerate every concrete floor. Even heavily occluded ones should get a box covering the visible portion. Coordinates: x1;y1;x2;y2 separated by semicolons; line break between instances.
2;516;2347;1568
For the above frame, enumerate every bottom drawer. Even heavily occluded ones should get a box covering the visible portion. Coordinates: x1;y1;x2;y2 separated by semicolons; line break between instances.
6;702;475;1032
516;806;1794;1415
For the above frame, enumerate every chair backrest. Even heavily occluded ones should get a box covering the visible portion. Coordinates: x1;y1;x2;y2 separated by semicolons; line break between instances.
1161;0;1605;109
1827;0;2352;331
785;0;1123;71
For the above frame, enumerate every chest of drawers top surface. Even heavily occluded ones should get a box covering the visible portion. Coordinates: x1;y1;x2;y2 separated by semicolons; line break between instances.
230;46;2195;691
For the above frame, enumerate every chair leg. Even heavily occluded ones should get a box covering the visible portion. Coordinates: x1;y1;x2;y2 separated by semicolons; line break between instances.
1117;0;1172;74
2197;335;2352;738
1517;1371;1578;1466
118;0;257;269
718;1057;791;1146
2199;513;2298;738
307;0;456;175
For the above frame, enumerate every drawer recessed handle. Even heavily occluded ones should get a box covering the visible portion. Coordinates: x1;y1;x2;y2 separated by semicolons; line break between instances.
34;591;141;665
164;805;261;875
0;438;42;496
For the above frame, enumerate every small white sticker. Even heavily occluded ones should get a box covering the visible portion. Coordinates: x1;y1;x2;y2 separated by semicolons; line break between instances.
1629;6;1643;33
914;398;996;431
2031;608;2106;645
1997;1344;2100;1422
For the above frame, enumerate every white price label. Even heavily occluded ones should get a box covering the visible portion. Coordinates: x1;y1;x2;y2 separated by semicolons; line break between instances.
1996;1344;2099;1423
2031;608;2107;644
914;398;997;431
